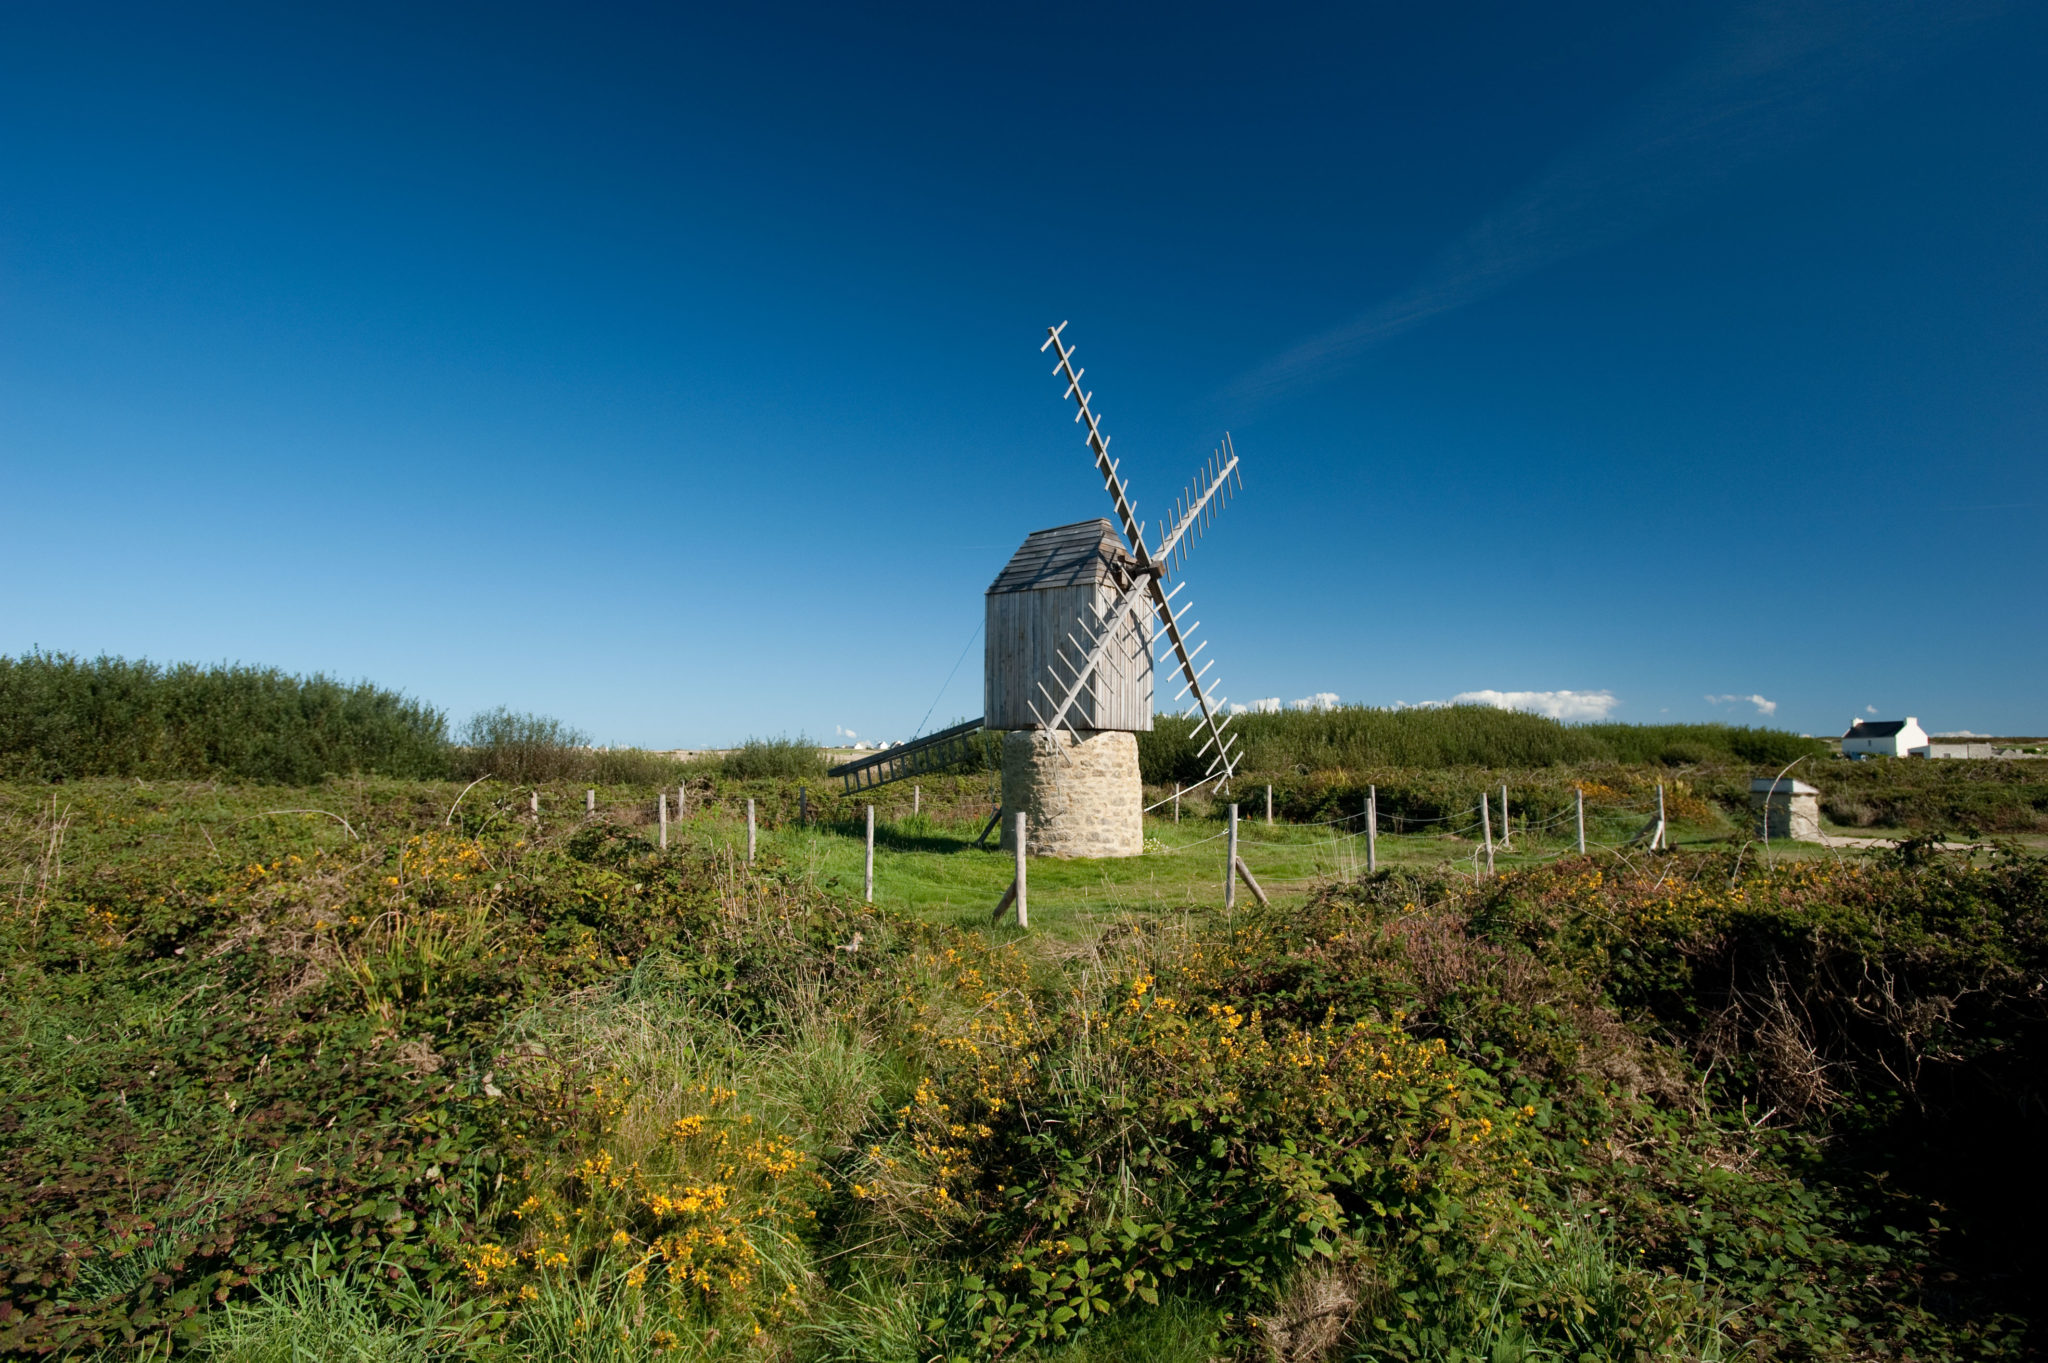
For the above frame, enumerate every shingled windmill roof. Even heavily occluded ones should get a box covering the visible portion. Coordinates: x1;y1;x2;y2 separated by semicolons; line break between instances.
987;519;1135;594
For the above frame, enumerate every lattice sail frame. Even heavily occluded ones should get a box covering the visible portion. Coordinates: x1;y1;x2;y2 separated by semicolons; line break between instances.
1035;321;1243;793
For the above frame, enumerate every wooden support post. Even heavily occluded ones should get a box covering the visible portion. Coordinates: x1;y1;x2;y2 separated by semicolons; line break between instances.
1234;855;1270;907
658;793;668;850
1366;785;1377;874
864;805;875;902
1480;794;1495;879
585;789;595;816
1226;804;1239;909
973;805;1002;849
1173;783;1181;824
1576;787;1586;854
1266;784;1273;825
746;798;756;864
1014;811;1028;928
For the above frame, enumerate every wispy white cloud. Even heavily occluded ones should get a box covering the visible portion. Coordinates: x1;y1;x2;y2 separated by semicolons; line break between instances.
1707;693;1778;717
834;724;858;739
1865;704;1879;715
1225;0;2004;406
1451;689;1620;721
1289;692;1341;712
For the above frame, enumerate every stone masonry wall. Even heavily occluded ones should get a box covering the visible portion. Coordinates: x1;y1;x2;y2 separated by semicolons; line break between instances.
1000;728;1143;858
1750;791;1821;842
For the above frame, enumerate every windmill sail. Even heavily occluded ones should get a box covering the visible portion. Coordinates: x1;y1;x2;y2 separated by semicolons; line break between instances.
1040;322;1242;791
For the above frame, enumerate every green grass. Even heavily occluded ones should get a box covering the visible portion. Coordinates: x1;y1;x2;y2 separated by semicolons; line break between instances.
662;782;1846;940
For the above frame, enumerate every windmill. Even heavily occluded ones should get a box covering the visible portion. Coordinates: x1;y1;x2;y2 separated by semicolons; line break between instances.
829;321;1245;857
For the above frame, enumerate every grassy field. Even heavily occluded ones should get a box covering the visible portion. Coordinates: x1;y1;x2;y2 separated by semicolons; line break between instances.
9;773;2041;1360
684;796;1870;943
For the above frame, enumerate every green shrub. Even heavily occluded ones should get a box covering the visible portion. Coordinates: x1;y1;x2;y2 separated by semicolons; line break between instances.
721;735;828;780
1135;707;1827;783
453;707;589;783
0;651;448;784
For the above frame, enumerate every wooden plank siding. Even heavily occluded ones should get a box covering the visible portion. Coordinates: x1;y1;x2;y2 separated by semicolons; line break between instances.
984;520;1154;732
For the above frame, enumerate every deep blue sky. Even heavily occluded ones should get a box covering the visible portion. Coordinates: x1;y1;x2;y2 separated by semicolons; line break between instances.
4;1;2043;745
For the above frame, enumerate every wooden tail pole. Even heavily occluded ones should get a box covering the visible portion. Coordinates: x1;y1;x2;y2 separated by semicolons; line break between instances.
864;805;875;902
1480;793;1495;879
1576;787;1586;854
1226;803;1239;909
1366;785;1377;874
746;798;757;864
658;793;668;850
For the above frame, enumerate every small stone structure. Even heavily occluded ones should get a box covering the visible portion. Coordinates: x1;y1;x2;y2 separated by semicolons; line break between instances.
1000;728;1143;858
1750;777;1820;842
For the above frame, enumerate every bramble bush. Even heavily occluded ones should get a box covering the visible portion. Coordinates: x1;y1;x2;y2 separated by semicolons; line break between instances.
1;779;2041;1360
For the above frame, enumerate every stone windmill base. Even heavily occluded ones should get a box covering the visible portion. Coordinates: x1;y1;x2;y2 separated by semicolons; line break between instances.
999;729;1144;858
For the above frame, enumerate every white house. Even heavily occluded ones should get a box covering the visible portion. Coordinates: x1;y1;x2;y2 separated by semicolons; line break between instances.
1841;716;1928;759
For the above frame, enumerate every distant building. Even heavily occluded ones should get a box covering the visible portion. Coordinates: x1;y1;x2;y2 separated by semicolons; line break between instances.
1911;741;1994;759
1841;716;1928;759
1909;740;2048;760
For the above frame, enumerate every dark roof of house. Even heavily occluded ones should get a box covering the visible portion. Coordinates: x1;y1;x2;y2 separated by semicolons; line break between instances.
1845;720;1908;739
988;519;1134;594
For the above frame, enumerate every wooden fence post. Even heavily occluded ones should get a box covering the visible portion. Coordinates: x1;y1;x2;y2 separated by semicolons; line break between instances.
1266;784;1273;826
1173;783;1181;824
1655;783;1667;851
913;785;920;816
799;786;807;827
1014;812;1028;928
1366;785;1377;874
1480;793;1495;879
746;798;756;864
1500;783;1511;849
864;805;874;903
530;791;539;822
678;783;687;818
585;789;595;816
658;793;668;850
1576;787;1586;854
1226;803;1239;909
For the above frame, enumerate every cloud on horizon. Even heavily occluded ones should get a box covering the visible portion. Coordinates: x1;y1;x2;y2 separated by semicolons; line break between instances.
1450;689;1620;721
1707;693;1778;717
1223;0;2005;407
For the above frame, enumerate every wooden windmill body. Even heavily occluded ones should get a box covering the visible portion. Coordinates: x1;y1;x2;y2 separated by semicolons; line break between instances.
985;519;1155;856
827;321;1245;861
